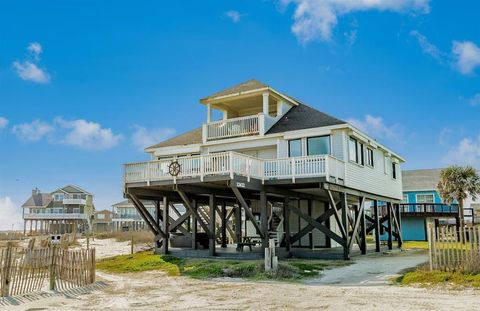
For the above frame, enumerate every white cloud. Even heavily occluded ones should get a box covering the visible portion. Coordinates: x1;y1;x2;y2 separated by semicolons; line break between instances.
452;41;480;75
225;10;242;23
443;135;480;167
12;120;54;141
12;42;50;83
410;30;443;61
278;0;430;44
13;61;50;83
55;117;123;151
347;114;406;146
0;117;8;131
0;196;23;231
131;126;176;151
344;29;357;46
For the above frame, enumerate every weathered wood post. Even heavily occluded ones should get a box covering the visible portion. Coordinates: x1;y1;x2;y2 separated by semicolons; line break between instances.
221;201;227;248
387;202;393;250
162;196;169;255
86;235;90;250
284;197;291;252
260;191;268;250
264;239;278;272
373;200;381;252
49;245;57;290
1;242;13;297
209;194;216;257
131;235;134;254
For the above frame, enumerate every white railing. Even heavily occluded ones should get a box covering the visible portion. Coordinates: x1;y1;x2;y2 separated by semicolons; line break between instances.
24;213;88;220
204;114;261;141
124;152;345;184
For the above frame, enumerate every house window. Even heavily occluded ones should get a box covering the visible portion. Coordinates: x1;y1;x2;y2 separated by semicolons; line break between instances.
307;136;330;155
97;214;105;219
289;139;302;157
348;137;358;163
359;143;365;165
366;148;374;167
392;162;397;179
417;194;434;204
54;193;64;201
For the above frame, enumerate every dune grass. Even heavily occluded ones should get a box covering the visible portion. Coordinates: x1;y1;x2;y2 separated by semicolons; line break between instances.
401;241;429;250
96;251;350;281
398;270;480;288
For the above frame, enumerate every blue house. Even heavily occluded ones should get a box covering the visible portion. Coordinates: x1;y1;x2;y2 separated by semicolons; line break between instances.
401;168;467;241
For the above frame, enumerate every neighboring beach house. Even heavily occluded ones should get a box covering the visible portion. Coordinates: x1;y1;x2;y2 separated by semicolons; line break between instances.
123;80;405;260
400;168;475;241
111;200;156;231
94;210;114;232
22;185;95;235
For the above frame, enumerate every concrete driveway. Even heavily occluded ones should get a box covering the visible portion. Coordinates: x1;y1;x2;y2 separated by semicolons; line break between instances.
307;250;428;286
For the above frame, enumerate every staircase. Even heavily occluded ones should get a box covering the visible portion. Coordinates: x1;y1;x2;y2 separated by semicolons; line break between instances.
268;207;284;246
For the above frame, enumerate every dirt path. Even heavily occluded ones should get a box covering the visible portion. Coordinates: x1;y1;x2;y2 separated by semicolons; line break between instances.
5;269;480;311
307;251;429;286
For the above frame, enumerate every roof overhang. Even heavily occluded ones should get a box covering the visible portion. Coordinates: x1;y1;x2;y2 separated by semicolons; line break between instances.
200;87;300;107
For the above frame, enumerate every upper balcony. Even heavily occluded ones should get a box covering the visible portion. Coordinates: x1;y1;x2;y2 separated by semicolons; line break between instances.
200;81;295;142
24;213;87;220
63;198;87;205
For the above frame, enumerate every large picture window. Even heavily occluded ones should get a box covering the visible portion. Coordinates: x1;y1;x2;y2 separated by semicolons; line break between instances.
307;136;330;155
288;139;302;157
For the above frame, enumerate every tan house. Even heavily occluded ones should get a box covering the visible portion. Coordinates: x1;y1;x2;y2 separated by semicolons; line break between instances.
22;185;95;235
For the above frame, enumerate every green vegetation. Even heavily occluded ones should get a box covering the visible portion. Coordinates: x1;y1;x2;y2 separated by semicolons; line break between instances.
97;251;350;281
401;241;429;250
398;270;480;288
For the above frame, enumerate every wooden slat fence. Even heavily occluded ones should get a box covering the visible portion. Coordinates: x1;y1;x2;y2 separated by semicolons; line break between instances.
428;225;480;272
0;243;95;297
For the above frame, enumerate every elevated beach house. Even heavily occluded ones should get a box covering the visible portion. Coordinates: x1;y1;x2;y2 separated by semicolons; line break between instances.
111;199;156;231
400;168;475;241
22;185;95;235
123;80;405;259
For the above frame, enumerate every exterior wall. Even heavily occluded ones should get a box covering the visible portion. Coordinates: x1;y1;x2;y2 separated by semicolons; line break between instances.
402;217;427;241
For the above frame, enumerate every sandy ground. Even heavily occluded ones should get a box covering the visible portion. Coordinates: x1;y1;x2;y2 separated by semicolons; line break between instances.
73;238;150;259
2;239;479;310
4;269;480;311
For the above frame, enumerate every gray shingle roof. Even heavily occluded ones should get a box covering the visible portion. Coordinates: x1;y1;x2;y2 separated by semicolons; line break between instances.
267;103;346;134
146;127;202;150
201;79;268;102
402;168;444;192
21;193;53;208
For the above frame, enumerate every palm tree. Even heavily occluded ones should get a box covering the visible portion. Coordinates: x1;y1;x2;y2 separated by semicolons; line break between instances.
437;165;480;242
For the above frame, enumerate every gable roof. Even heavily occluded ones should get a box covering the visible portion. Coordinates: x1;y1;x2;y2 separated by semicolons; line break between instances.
146;127;202;150
402;168;444;192
21;193;53;208
52;185;91;195
201;79;268;102
267;103;346;134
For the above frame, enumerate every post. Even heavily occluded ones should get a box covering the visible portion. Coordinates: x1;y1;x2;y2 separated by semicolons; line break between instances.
359;197;367;255
1;242;13;296
260;191;268;250
235;204;242;247
131;235;134;254
325;201;332;248
191;200;198;249
374;200;381;252
262;92;269;116
209;194;216;256
86;235;90;250
284;197;291;252
387;202;393;250
340;192;349;260
49;245;57;290
162;197;169;254
221;201;227;248
395;203;402;248
155;200;161;248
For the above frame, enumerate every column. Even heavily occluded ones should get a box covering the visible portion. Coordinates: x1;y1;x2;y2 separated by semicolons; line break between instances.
387;202;393;250
373;200;381;252
221;202;227;248
209;195;216;256
162;197;169;254
191;200;197;249
284;197;291;252
260;191;268;250
340;192;349;260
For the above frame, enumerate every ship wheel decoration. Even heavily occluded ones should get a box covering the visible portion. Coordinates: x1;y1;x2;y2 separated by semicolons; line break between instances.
168;161;181;177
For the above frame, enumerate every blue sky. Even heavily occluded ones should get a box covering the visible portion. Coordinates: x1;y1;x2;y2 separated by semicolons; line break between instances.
1;0;480;229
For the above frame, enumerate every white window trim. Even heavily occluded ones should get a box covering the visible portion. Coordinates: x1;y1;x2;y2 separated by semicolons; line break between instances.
416;193;435;204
